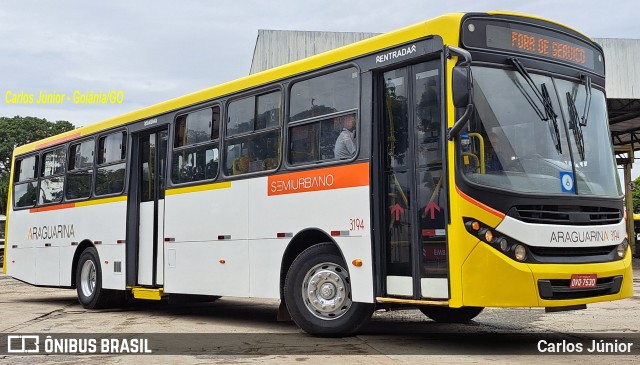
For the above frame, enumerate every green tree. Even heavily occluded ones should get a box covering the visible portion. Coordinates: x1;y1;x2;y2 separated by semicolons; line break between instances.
633;176;640;214
0;116;75;213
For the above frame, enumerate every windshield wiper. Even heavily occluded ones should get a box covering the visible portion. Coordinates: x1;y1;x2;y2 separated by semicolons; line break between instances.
542;84;562;155
509;57;562;154
580;74;592;126
566;92;586;161
509;58;557;121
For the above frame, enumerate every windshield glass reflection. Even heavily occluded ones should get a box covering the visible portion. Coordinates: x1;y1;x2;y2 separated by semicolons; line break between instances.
459;66;621;197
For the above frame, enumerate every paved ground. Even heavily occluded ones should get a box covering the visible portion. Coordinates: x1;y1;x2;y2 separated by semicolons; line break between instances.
0;260;639;364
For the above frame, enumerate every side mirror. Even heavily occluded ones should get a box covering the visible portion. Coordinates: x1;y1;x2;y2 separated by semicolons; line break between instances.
446;46;474;140
452;66;471;108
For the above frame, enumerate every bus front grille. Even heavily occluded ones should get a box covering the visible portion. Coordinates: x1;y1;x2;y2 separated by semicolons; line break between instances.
538;276;623;300
510;205;622;226
528;245;616;257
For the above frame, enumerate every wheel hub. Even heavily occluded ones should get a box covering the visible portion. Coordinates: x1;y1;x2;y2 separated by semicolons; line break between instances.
80;260;96;298
320;283;336;299
302;263;352;320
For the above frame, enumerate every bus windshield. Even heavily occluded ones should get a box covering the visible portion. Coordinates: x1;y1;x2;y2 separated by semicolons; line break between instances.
460;66;622;197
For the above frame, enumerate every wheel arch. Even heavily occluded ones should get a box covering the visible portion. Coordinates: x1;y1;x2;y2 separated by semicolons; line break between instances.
279;228;344;300
71;240;97;288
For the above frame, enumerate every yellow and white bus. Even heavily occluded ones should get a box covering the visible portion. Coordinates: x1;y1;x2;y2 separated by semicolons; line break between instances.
4;11;632;336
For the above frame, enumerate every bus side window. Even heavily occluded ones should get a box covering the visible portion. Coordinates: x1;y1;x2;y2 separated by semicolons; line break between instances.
66;139;95;200
13;155;39;208
288;67;359;165
224;91;281;176
95;131;126;196
172;107;220;184
288;116;354;163
39;147;66;205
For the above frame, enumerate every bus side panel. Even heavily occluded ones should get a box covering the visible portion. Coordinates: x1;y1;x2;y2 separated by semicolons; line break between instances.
8;200;127;288
95;244;126;290
7;248;36;284
164;240;250;296
250;175;374;303
35;246;59;286
163;180;250;296
59;245;75;287
247;239;287;299
6;209;36;284
64;201;127;289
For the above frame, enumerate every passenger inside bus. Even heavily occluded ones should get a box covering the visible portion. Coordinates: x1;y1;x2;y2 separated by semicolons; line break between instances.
333;114;357;159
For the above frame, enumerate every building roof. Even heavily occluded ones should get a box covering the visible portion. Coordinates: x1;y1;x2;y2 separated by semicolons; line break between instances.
594;38;640;149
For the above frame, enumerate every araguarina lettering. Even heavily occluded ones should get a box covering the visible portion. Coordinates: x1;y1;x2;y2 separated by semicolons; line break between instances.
28;224;75;240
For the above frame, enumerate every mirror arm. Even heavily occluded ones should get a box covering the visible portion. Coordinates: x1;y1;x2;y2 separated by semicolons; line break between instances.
447;104;474;141
447;46;472;66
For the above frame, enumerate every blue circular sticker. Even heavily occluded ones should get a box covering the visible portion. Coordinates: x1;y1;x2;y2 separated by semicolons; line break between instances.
561;172;574;192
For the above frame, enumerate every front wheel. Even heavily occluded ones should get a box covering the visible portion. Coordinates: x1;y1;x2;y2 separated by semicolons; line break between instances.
284;243;374;337
76;247;123;309
419;306;484;323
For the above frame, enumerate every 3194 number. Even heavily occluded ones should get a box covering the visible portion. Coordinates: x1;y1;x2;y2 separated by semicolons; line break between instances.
349;218;365;231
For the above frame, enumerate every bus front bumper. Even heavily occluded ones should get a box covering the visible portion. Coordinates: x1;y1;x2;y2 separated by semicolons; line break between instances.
460;241;633;308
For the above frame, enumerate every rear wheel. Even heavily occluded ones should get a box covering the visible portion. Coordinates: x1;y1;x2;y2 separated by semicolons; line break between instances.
76;247;123;309
284;243;374;337
419;306;484;323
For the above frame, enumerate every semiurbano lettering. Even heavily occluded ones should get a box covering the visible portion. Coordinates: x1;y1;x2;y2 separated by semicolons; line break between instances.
270;174;334;193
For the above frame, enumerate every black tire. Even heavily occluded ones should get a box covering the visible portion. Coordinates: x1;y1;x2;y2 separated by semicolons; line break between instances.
284;243;374;337
75;247;124;309
419;306;484;323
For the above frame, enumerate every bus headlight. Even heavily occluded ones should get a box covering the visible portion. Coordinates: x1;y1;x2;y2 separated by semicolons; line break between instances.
616;240;628;258
498;237;509;252
514;244;527;261
484;229;493;243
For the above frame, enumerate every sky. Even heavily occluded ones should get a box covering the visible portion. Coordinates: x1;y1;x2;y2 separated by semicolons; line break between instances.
1;0;640;175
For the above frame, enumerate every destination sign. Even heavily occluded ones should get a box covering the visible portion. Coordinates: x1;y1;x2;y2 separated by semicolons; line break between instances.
461;18;604;75
486;24;594;69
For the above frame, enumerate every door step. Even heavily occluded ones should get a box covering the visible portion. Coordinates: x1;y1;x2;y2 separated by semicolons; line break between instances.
131;287;166;300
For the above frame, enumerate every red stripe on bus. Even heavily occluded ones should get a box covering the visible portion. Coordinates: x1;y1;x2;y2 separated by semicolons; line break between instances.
35;132;82;149
455;186;505;219
29;203;76;213
267;162;369;196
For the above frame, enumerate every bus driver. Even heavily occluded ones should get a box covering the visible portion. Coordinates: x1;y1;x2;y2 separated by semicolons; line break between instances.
333;114;357;159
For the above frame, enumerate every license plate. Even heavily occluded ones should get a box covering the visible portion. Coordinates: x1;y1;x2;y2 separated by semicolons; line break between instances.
570;274;597;289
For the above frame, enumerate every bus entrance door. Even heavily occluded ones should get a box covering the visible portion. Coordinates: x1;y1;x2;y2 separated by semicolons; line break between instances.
130;129;168;287
379;60;449;300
